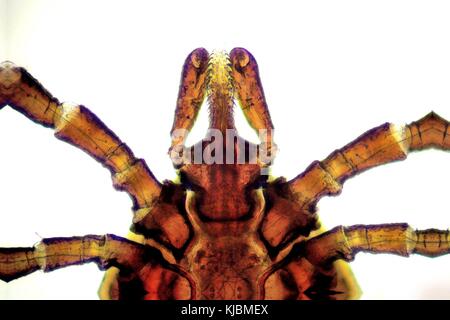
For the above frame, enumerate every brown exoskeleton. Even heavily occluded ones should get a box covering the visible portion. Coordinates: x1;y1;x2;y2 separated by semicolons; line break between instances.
0;48;450;300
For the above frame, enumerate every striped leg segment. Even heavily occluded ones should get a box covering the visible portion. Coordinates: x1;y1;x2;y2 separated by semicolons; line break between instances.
286;112;450;208
0;61;59;124
260;112;450;249
0;61;161;218
303;223;450;267
0;234;148;282
268;223;450;299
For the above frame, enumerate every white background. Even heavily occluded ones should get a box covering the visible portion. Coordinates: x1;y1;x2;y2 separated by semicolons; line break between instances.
1;0;450;299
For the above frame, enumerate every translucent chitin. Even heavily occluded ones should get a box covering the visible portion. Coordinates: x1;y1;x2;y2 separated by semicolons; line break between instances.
1;48;450;300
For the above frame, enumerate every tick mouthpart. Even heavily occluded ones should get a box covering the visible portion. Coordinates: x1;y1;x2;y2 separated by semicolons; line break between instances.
190;48;209;69
229;48;251;68
206;51;235;131
206;51;234;95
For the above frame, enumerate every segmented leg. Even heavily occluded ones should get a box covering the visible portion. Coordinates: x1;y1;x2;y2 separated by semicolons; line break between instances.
301;223;450;267
260;113;450;250
0;234;193;299
0;61;161;218
286;112;450;208
0;234;148;282
264;223;450;300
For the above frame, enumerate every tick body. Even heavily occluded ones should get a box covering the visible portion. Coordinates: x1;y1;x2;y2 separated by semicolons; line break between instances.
1;48;450;300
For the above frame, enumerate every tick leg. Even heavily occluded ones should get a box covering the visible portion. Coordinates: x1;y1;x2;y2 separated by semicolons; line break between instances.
286;112;450;208
0;234;149;282
169;48;209;163
0;234;193;300
230;48;276;160
270;223;448;299
300;223;450;267
0;61;161;218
